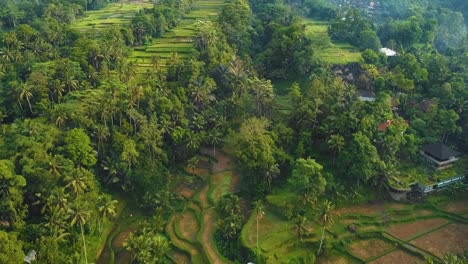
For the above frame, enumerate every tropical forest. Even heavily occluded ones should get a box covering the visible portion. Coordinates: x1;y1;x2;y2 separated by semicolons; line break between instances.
1;0;468;263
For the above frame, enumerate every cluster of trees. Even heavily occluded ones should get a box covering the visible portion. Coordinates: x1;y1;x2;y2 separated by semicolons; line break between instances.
1;0;468;262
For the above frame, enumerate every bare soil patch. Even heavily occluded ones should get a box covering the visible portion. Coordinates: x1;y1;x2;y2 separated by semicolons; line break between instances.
348;238;393;260
316;255;353;264
442;201;468;214
184;167;210;177
112;226;138;251
411;223;468;258
337;202;410;216
369;249;424;264
200;208;224;264
198;184;209;208
387;218;448;240
169;249;190;264
115;250;132;264
177;211;199;241
230;171;241;192
177;186;196;199
337;203;384;215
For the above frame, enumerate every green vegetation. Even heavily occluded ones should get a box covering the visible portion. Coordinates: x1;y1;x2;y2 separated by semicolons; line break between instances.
70;1;154;31
1;0;468;263
304;18;362;65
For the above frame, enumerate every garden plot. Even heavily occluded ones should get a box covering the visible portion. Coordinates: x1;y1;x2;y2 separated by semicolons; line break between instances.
411;223;468;258
442;200;468;214
369;249;425;264
347;238;394;260
387;218;448;241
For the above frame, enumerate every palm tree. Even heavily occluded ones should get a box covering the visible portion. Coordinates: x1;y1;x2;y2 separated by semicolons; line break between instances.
208;129;222;157
327;134;344;164
17;82;33;114
69;205;91;264
96;196;117;233
317;200;339;255
187;156;199;175
264;163;279;190
65;170;88;196
254;200;265;254
294;214;307;241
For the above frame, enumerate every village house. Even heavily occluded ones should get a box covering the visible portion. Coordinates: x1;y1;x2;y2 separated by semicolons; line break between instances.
420;143;461;169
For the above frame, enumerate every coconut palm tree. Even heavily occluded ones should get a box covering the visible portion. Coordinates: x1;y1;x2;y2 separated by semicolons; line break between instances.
208;129;223;157
327;134;345;164
17;82;33;114
254;200;265;254
96;196;117;233
65;170;87;196
69;205;91;264
317;200;339;255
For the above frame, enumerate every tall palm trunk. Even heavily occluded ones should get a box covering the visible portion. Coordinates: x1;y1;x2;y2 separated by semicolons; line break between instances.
317;226;325;255
26;96;33;114
256;214;259;253
80;222;88;264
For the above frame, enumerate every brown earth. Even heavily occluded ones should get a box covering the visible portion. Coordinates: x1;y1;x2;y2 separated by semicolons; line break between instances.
177;186;196;199
316;255;353;264
411;223;468;258
442;201;468;214
387;218;448;240
112;226;138;251
369;250;424;264
348;238;393;260
177;211;199;241
168;250;190;264
199;207;225;264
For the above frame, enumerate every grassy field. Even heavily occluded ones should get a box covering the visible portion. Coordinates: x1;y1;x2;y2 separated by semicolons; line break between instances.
241;191;468;263
303;18;362;65
71;1;153;31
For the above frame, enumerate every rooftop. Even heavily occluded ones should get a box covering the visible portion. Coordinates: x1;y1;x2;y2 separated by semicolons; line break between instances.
379;47;397;56
421;143;461;161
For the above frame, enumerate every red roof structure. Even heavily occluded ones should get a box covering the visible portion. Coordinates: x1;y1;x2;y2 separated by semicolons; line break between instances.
378;119;393;131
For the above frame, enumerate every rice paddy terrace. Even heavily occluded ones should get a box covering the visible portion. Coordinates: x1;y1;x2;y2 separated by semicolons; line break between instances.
241;192;468;263
72;0;225;73
129;0;225;73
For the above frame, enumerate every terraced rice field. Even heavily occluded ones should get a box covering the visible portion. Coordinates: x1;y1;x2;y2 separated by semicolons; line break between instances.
166;149;238;264
242;194;468;263
72;0;225;73
128;0;225;73
71;1;153;31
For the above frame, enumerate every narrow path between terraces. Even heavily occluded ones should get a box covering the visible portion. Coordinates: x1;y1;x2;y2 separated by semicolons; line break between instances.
167;148;240;264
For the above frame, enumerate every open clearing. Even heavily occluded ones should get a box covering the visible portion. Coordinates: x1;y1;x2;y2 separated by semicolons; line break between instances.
348;238;394;260
411;223;468;258
303;18;361;65
387;218;448;240
369;249;425;264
